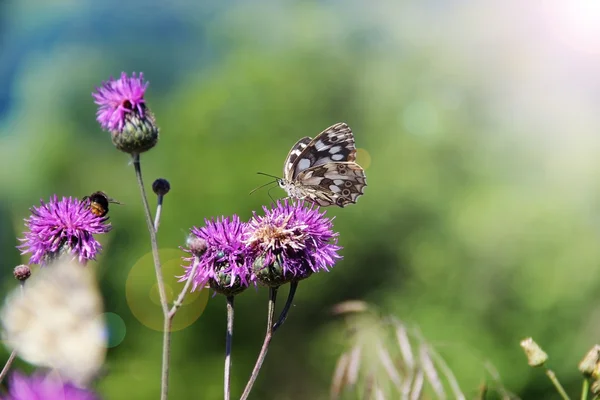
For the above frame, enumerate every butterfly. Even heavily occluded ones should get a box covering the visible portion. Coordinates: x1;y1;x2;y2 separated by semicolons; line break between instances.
277;122;367;207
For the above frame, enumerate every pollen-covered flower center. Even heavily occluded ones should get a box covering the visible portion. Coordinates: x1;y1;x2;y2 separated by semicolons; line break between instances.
246;219;308;253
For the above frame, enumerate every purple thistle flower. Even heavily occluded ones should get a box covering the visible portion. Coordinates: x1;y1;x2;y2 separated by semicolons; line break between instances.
245;199;342;285
92;72;148;133
180;215;254;296
92;72;158;154
1;372;99;400
18;195;112;265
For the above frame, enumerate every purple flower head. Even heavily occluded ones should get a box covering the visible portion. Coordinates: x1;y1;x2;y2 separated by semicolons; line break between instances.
92;72;158;154
92;72;148;133
18;195;112;265
180;215;254;296
245;199;342;286
1;371;99;400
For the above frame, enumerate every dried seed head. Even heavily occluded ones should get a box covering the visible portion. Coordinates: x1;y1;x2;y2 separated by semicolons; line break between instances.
579;345;600;378
520;337;548;367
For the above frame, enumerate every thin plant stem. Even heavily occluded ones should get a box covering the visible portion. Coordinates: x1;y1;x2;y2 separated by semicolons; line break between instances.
0;283;26;384
224;296;235;400
154;194;164;232
240;287;278;400
272;281;297;332
582;379;590;400
545;369;571;400
132;153;170;400
168;260;201;319
0;351;17;384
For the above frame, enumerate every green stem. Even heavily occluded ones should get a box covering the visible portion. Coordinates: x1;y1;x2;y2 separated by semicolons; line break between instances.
272;281;297;332
224;296;235;400
545;369;571;400
240;287;278;400
582;378;590;400
132;153;170;400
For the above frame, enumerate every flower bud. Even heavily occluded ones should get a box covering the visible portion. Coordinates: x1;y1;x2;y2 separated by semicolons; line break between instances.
13;265;31;281
152;178;171;196
186;235;207;257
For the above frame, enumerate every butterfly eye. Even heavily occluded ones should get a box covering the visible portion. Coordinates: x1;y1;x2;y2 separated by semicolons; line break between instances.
216;251;226;261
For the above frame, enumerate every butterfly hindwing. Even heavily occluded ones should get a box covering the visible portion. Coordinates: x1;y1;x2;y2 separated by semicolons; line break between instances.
295;162;367;207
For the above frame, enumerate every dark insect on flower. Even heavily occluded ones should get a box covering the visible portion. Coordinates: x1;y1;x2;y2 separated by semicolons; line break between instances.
82;191;121;218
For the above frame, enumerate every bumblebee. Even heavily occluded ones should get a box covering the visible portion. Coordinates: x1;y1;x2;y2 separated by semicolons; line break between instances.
82;191;121;218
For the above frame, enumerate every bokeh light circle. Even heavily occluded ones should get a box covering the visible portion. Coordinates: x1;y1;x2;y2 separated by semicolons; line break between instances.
125;249;209;332
356;148;371;169
102;312;126;348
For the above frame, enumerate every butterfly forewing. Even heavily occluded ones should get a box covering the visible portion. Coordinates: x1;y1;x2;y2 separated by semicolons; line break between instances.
279;122;367;207
289;122;357;179
283;137;312;180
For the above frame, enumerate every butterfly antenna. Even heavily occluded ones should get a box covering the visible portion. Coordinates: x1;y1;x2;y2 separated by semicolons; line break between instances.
267;186;280;204
249;180;277;196
256;172;282;180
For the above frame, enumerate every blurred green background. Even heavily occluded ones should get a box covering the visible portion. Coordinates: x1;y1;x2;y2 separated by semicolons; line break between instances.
2;0;600;398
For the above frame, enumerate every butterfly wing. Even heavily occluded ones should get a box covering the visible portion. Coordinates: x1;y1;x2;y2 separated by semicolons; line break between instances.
295;162;367;207
288;123;356;180
283;136;312;181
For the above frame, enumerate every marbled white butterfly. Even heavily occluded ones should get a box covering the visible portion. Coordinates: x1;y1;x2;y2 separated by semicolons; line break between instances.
278;122;367;207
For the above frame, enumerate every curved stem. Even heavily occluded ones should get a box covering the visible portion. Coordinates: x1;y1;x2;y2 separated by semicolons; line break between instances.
240;287;278;400
132;153;170;400
272;281;298;332
224;296;235;400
